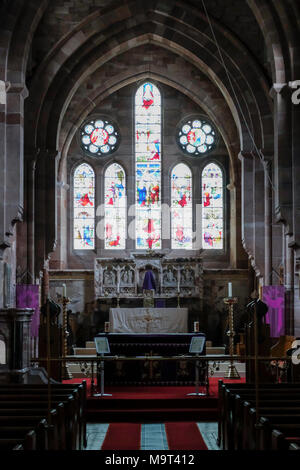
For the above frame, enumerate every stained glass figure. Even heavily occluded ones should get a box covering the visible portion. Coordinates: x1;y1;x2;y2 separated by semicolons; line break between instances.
135;82;161;249
178;118;216;156
171;163;193;249
73;163;95;249
104;163;126;249
202;163;223;249
80;118;120;156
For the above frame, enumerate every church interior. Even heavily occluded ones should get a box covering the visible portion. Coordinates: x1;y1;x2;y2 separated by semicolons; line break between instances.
0;0;300;452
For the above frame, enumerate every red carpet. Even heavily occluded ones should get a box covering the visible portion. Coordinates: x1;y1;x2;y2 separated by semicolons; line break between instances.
63;377;245;422
101;423;141;450
63;377;245;399
165;422;208;450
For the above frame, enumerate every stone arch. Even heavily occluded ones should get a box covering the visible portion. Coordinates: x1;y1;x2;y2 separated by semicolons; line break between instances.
26;2;270;157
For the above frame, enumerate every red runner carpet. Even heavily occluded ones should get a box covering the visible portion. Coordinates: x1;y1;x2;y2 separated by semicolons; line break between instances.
165;422;208;450
101;423;141;450
63;377;245;398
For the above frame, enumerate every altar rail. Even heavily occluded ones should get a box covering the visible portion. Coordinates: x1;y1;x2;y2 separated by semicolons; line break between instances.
31;355;297;396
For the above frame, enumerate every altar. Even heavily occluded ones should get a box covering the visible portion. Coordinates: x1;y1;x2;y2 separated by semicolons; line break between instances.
109;308;188;333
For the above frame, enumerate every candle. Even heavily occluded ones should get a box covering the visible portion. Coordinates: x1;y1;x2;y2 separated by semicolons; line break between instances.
228;282;232;298
62;283;66;298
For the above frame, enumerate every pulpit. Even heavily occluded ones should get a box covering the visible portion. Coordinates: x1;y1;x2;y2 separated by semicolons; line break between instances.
96;332;206;385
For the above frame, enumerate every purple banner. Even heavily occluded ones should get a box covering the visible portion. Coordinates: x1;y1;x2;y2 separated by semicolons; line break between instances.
16;285;40;337
262;285;285;337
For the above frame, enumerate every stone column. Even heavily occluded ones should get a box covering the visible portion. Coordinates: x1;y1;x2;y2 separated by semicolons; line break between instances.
285;233;294;335
238;151;254;262
0;308;33;383
41;260;49;306
263;159;273;285
25;154;38;282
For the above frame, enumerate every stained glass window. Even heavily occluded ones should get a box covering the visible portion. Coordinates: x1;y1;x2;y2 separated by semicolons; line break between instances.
73;163;95;249
104;163;126;249
178;118;216;156
202;163;223;249
80;118;120;156
135;82;161;250
171;163;193;249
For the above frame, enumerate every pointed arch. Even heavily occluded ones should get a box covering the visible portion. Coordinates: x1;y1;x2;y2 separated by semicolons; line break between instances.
135;82;161;250
171;163;193;250
73;162;95;250
104;163;126;249
202;163;223;250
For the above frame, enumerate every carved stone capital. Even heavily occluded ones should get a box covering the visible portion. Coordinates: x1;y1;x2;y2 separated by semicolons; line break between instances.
269;83;288;98
238;151;253;161
6;82;29;99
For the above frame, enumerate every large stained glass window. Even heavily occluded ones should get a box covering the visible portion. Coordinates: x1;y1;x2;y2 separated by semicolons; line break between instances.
202;163;223;249
135;82;161;249
171;164;193;249
104;163;126;249
73;163;95;249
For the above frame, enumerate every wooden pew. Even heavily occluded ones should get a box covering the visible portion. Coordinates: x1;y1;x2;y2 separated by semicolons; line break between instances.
0;404;65;450
0;430;36;450
0;382;87;449
234;398;300;450
223;389;300;449
217;380;300;448
0;396;76;449
218;381;300;449
289;442;300;450
0;410;59;450
258;417;300;450
0;423;48;450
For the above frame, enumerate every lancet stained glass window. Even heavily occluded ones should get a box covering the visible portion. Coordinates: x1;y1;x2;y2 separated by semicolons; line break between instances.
104;163;126;249
73;163;95;249
171;163;193;249
135;82;161;249
202;163;223;249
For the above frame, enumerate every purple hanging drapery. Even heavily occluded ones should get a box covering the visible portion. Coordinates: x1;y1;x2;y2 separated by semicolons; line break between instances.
142;271;156;290
262;285;285;337
16;285;40;337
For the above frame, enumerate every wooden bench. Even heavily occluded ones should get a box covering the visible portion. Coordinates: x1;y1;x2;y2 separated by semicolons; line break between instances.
218;381;300;449
234;398;300;450
0;404;65;450
258;417;300;450
0;411;59;450
0;382;87;449
217;380;300;448
223;389;300;449
0;396;75;449
289;441;300;450
0;430;36;450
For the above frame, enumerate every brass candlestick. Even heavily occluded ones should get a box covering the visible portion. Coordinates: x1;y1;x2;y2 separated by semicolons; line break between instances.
62;296;72;380
224;297;240;379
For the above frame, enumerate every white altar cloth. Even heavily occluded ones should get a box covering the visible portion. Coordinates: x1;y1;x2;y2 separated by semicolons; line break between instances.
109;308;188;333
